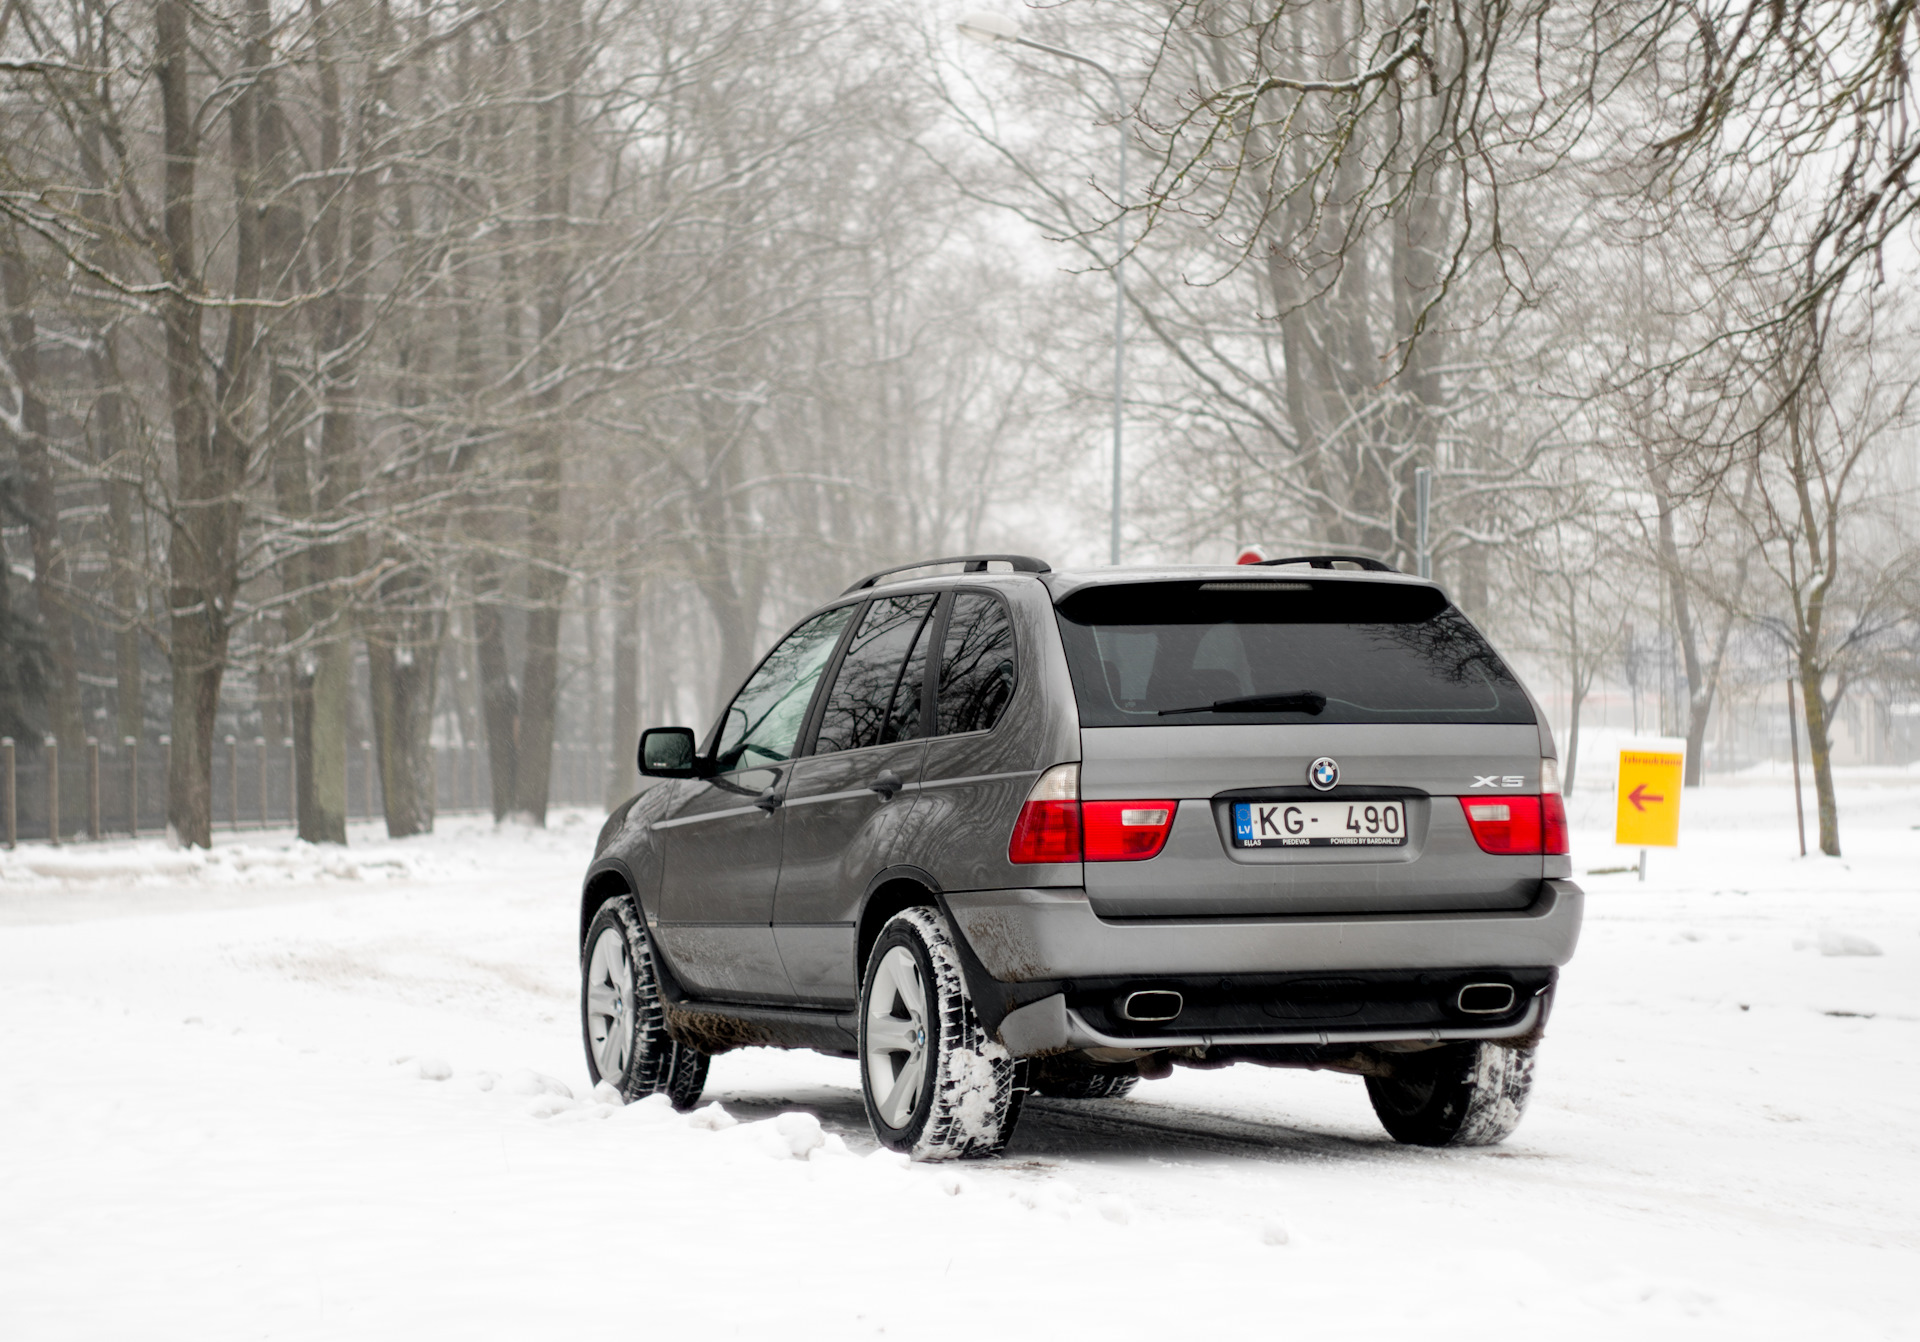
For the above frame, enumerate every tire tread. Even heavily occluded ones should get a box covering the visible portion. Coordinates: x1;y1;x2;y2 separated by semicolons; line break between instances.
583;895;709;1111
862;906;1027;1161
1365;1041;1533;1147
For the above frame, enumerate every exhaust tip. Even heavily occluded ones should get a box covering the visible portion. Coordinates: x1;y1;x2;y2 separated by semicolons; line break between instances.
1456;982;1517;1015
1120;989;1184;1022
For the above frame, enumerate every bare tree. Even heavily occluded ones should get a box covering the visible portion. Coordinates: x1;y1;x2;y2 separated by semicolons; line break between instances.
1731;304;1920;855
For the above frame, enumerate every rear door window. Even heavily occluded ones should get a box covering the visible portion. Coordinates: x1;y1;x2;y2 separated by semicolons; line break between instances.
813;594;938;754
936;592;1017;735
1055;580;1534;726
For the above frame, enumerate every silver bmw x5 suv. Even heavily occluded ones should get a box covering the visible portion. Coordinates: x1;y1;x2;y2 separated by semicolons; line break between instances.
578;554;1581;1159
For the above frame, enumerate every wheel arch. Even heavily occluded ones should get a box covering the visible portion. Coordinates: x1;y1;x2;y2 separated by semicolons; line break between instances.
580;861;636;948
855;866;942;983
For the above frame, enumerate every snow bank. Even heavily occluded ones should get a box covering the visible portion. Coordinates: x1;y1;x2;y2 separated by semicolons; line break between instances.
0;837;445;888
0;808;609;892
1812;929;1884;957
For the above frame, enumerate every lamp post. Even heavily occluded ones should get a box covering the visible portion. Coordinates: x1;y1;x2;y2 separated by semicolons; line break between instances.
958;11;1128;565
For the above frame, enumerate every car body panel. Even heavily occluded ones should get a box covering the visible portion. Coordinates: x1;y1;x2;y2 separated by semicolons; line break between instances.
651;764;791;999
908;579;1084;895
773;738;928;1006
944;879;1584;983
1078;722;1544;917
996;991;1549;1057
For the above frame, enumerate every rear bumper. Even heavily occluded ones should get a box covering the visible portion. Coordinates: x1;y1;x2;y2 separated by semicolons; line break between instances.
997;991;1547;1057
944;878;1584;982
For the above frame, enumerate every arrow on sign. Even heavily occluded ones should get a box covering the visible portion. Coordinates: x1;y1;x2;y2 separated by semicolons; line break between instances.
1628;783;1665;811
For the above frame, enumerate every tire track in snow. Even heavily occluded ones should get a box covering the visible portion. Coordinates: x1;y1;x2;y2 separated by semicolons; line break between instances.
711;1083;1398;1165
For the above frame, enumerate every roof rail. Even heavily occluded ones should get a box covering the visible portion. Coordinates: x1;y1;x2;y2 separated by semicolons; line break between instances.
1254;554;1399;573
841;553;1052;596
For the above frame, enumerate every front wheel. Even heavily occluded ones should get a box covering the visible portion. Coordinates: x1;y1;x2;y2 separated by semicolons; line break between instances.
1365;1041;1534;1147
859;907;1026;1161
581;895;708;1110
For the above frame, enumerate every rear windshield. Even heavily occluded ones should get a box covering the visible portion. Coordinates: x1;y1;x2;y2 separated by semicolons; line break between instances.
1055;581;1535;727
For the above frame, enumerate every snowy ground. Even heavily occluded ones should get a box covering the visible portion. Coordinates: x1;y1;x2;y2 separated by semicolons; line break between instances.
2;772;1915;1340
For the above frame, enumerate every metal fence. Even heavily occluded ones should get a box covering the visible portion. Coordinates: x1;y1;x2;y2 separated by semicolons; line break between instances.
0;736;609;847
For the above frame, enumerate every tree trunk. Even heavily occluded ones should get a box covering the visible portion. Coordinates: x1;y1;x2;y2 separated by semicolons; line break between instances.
252;0;345;846
1799;659;1841;857
78;102;144;751
608;571;639;808
297;647;351;843
1648;456;1718;785
511;565;564;824
301;0;385;845
444;607;482;763
367;601;441;838
1564;684;1585;799
167;0;265;847
157;0;232;847
510;421;567;824
363;51;447;841
472;562;519;822
0;237;84;756
0;493;44;738
1784;379;1840;857
98;367;145;747
505;6;581;827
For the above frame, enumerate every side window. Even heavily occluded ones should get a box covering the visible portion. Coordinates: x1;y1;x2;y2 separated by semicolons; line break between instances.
712;606;855;773
814;594;937;755
936;592;1017;735
885;598;933;745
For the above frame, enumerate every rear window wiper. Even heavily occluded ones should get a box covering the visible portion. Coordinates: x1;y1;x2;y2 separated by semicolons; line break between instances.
1157;691;1327;717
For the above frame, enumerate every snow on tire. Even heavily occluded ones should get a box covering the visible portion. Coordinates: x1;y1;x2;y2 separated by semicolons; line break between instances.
859;906;1026;1161
581;894;709;1111
1365;1040;1534;1147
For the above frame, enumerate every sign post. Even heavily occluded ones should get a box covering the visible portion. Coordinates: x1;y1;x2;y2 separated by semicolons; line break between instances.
1615;737;1685;879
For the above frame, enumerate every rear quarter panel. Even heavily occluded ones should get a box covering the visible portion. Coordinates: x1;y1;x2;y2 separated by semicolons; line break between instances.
911;579;1083;894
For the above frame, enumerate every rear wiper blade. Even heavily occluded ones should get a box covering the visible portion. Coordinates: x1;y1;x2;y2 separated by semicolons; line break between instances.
1158;691;1327;717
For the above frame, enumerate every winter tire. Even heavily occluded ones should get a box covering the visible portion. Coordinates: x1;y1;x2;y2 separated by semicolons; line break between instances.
859;906;1026;1161
1365;1041;1534;1147
1026;1054;1139;1101
581;894;709;1110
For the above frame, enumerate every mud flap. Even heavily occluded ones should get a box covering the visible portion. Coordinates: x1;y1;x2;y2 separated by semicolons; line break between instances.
996;993;1076;1057
934;894;1064;1043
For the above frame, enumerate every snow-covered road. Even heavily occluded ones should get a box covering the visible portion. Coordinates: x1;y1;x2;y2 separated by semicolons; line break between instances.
3;776;1915;1340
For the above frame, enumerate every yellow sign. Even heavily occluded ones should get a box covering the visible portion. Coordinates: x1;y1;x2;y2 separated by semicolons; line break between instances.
1615;739;1684;847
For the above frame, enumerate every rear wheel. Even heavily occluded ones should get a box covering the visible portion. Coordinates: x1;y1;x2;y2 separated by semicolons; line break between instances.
581;895;708;1110
1027;1054;1139;1100
859;907;1026;1160
1365;1041;1534;1147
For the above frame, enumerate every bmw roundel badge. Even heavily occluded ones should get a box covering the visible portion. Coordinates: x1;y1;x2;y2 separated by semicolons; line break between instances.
1308;756;1340;791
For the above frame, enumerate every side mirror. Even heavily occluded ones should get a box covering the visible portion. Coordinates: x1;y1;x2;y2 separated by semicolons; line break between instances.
638;726;700;778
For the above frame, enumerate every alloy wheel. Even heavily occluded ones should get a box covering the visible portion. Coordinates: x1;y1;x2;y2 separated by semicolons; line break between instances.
585;926;635;1080
865;945;930;1127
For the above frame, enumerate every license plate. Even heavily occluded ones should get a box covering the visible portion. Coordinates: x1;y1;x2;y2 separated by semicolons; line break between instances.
1232;800;1407;847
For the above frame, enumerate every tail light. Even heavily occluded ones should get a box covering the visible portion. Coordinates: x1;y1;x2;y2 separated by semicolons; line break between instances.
1541;793;1570;855
1539;758;1570;855
1009;763;1082;863
1007;764;1179;864
1459;794;1570;856
1083;801;1177;861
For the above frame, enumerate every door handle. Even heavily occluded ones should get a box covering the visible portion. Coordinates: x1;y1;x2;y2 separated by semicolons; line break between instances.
869;769;904;801
753;787;782;813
